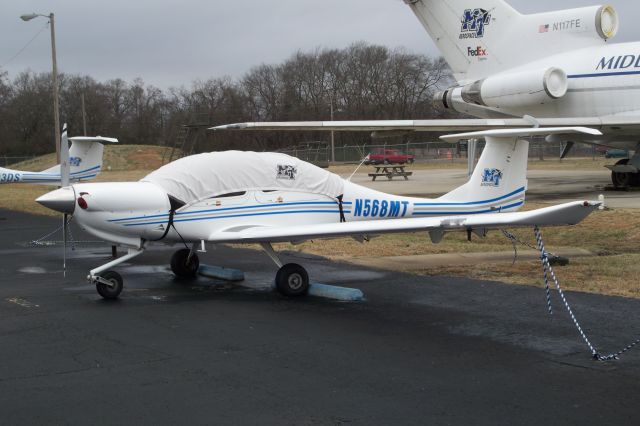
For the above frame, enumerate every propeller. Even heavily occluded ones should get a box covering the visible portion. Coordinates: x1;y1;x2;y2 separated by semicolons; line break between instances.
60;123;70;277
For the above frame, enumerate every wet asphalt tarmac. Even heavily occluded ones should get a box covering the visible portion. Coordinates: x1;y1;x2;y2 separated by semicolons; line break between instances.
1;209;640;425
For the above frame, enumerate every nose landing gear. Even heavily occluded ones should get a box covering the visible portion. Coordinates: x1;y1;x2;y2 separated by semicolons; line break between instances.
88;247;145;300
95;271;123;300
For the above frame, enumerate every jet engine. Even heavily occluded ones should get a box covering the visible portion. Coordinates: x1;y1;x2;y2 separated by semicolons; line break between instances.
436;67;568;112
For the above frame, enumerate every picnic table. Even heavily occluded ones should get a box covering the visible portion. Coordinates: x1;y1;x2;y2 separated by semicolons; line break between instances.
368;165;413;181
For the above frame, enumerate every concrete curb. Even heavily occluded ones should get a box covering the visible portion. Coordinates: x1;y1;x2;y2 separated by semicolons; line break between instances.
199;264;245;281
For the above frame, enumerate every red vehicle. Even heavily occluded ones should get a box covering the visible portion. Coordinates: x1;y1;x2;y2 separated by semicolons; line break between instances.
364;148;415;165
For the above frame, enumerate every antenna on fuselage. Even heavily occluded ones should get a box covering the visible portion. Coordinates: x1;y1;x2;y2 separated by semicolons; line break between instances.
347;153;370;182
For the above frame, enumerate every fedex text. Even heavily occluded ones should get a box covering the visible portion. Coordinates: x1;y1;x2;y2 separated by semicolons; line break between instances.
467;46;487;57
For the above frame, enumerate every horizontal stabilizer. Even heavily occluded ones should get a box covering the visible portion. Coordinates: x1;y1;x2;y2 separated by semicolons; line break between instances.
68;136;119;144
206;201;601;244
440;127;603;142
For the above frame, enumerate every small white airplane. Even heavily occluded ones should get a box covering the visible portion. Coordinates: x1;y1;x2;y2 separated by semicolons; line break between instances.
0;126;118;185
214;0;640;188
36;128;602;300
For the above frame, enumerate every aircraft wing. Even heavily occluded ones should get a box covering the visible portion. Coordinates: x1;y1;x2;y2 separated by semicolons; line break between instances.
211;116;640;133
206;200;600;244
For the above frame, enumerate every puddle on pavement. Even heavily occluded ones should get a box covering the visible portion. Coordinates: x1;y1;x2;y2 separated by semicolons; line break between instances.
18;266;47;274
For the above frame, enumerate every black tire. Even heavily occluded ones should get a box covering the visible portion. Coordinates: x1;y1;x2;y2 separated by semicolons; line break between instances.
96;271;123;300
408;158;414;164
611;159;639;188
275;263;309;297
170;248;199;278
383;159;390;165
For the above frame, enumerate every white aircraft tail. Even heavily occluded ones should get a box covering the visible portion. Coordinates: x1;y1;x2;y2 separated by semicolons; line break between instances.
437;136;528;211
42;134;118;181
404;0;615;83
435;127;602;209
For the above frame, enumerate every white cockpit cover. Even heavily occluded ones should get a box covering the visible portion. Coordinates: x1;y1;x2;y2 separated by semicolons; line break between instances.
142;151;344;204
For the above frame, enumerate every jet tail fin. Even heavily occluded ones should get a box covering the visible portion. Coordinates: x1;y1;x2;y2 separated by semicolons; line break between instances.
404;0;617;83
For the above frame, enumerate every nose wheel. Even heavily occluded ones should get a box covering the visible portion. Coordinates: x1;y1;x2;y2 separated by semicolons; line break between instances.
89;247;145;300
95;271;123;300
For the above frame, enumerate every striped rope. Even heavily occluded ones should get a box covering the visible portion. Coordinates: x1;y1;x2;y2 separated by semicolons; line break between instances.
534;229;554;316
504;227;640;362
533;226;600;359
29;218;100;248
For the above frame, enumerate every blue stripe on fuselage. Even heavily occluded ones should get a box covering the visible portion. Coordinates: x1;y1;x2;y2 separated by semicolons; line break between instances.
414;187;525;207
123;209;350;226
109;201;351;223
568;70;640;79
413;200;524;216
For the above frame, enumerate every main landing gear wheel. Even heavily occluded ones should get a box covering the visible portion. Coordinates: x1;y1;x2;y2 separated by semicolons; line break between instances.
611;159;640;188
96;271;123;300
275;263;310;297
171;248;199;278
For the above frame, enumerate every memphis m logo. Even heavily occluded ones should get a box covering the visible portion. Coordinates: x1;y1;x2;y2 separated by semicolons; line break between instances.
276;164;297;180
460;8;491;39
481;168;503;187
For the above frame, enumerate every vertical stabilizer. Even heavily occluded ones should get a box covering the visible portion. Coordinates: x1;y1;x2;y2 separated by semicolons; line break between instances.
404;0;612;84
42;136;118;182
404;0;520;83
438;136;528;211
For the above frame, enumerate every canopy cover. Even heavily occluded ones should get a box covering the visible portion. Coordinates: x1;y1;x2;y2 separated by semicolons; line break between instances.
142;151;344;204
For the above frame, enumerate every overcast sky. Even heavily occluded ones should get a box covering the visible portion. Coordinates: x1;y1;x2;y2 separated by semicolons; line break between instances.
1;0;639;89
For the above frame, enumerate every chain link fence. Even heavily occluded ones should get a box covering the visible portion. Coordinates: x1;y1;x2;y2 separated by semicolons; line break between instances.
0;156;37;167
278;139;603;164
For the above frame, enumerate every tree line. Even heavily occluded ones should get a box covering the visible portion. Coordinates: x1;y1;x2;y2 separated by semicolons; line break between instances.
0;43;452;156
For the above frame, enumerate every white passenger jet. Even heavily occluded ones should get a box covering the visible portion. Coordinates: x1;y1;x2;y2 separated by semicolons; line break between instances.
214;0;640;188
36;128;601;300
0;127;118;185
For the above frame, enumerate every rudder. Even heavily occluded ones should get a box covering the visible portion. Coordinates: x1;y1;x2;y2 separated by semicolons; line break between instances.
438;137;529;212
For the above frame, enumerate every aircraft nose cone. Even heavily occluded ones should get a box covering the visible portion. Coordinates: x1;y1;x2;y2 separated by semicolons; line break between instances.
36;187;76;214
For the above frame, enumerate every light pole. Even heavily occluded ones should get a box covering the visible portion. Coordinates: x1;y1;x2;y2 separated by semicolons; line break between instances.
21;12;61;164
330;99;335;164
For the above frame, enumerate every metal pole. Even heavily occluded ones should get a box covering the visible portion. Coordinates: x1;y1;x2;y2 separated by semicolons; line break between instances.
330;99;335;164
81;93;87;135
49;13;61;163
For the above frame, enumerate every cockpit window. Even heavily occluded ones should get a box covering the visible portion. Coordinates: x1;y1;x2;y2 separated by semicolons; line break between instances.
210;191;246;198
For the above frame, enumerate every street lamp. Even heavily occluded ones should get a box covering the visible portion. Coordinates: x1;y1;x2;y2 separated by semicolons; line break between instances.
21;12;61;166
330;99;335;164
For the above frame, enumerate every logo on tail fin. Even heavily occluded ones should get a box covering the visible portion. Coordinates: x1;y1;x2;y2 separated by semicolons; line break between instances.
460;8;492;39
481;168;503;187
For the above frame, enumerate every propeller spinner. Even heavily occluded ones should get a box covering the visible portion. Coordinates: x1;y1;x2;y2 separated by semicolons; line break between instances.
36;186;76;214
